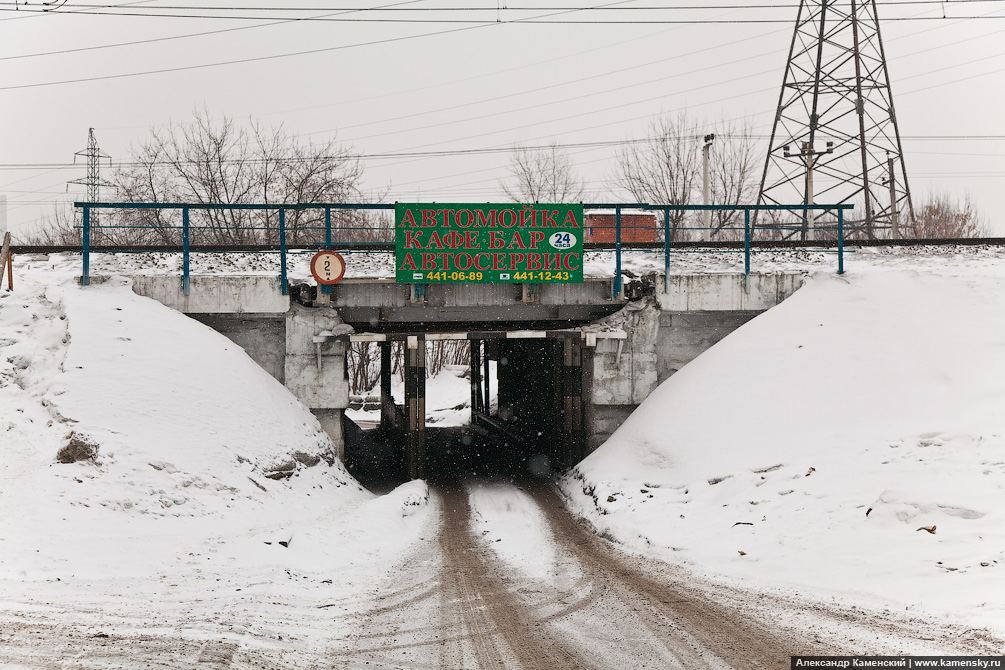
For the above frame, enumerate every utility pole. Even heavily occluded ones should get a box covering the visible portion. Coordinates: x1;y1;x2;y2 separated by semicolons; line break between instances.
756;0;914;239
886;152;899;238
783;141;834;240
702;133;715;241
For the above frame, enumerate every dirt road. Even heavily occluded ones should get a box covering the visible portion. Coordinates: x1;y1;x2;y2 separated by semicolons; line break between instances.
333;478;1000;669
3;476;998;668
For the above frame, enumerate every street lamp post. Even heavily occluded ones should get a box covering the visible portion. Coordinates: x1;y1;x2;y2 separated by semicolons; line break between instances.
702;133;715;242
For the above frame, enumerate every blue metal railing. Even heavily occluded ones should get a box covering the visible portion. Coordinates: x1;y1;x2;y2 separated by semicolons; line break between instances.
74;202;395;294
582;203;853;298
74;201;853;299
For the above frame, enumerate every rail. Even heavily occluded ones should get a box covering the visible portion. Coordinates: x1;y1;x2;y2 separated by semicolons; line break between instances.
69;201;855;297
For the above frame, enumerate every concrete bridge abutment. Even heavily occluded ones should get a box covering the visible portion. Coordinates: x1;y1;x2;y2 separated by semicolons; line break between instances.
118;271;806;473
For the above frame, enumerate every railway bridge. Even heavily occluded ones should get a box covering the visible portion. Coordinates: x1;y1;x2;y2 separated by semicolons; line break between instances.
107;270;804;478
69;199;843;477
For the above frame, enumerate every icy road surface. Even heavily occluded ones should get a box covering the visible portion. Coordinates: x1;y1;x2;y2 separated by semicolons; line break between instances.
3;478;999;669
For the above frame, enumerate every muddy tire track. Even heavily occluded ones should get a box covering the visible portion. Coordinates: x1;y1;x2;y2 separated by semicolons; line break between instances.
523;481;822;669
436;481;582;669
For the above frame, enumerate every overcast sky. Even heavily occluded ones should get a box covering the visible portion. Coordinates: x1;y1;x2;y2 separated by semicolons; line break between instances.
1;0;1003;239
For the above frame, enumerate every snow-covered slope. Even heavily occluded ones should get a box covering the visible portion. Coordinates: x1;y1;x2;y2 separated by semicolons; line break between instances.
0;273;431;664
2;275;366;554
562;269;1005;628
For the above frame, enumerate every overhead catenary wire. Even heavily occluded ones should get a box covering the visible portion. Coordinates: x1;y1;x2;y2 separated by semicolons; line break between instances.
0;0;430;61
1;135;1003;173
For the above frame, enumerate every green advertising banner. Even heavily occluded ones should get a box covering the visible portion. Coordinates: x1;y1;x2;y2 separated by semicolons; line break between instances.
395;203;584;283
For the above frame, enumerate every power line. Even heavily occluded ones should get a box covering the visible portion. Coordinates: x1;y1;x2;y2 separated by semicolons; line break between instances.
0;0;432;61
4;4;1005;22
0;0;640;90
0;22;491;91
1;135;1002;172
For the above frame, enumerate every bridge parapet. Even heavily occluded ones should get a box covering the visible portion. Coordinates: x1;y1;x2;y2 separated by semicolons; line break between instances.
658;272;805;311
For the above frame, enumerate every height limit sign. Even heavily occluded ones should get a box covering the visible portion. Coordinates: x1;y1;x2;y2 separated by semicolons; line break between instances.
310;250;346;285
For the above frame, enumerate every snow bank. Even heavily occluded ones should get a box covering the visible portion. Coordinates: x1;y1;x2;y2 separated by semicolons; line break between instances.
0;274;378;581
0;270;437;662
562;269;1005;627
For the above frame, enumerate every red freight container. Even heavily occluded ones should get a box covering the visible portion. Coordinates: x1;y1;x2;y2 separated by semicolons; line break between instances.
583;212;658;244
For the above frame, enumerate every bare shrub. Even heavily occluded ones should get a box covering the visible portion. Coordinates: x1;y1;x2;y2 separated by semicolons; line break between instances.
906;191;989;239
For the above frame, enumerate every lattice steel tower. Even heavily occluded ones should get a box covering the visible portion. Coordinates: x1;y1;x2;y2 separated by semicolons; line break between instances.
756;0;914;239
69;128;112;204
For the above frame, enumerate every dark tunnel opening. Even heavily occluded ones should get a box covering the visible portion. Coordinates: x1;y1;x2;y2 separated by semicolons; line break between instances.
343;335;586;491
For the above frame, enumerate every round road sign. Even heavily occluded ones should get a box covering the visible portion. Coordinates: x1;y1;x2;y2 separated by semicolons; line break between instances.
310;250;346;285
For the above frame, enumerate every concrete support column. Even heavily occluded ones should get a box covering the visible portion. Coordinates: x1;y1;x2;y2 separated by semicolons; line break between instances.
561;337;584;467
404;335;426;480
311;408;344;462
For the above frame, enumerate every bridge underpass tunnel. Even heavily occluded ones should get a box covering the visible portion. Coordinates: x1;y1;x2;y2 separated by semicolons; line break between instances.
343;333;588;487
427;334;588;482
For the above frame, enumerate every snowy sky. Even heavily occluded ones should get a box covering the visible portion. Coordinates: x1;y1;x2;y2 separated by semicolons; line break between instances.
1;0;1003;238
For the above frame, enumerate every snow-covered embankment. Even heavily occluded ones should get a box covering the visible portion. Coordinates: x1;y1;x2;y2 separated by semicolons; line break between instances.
562;269;1005;629
0;274;429;663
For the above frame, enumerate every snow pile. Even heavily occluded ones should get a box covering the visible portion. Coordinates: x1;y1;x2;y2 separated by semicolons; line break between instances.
562;269;1005;627
0;271;436;663
0;273;383;581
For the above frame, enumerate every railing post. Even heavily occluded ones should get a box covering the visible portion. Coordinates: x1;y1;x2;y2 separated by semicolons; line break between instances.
182;206;190;296
81;205;90;286
325;205;332;249
614;206;622;300
744;208;751;294
663;206;670;293
279;208;288;296
321;206;332;296
838;206;845;275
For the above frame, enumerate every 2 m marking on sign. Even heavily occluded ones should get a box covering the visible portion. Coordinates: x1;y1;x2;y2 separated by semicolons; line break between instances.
310;250;346;285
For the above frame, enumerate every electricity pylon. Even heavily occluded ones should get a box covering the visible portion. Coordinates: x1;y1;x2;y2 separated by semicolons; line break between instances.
69;128;113;204
756;0;915;239
68;128;114;230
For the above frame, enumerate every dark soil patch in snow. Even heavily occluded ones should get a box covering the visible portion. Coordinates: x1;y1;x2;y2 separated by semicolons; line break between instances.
56;432;99;464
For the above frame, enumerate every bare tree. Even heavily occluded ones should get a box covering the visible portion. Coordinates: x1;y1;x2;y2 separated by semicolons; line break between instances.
500;142;586;203
23;202;80;245
615;112;702;241
111;109;365;245
616;113;758;242
346;342;382;395
906;191;989;239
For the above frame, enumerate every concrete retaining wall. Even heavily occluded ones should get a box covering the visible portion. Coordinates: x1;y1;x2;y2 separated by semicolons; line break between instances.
190;314;286;382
